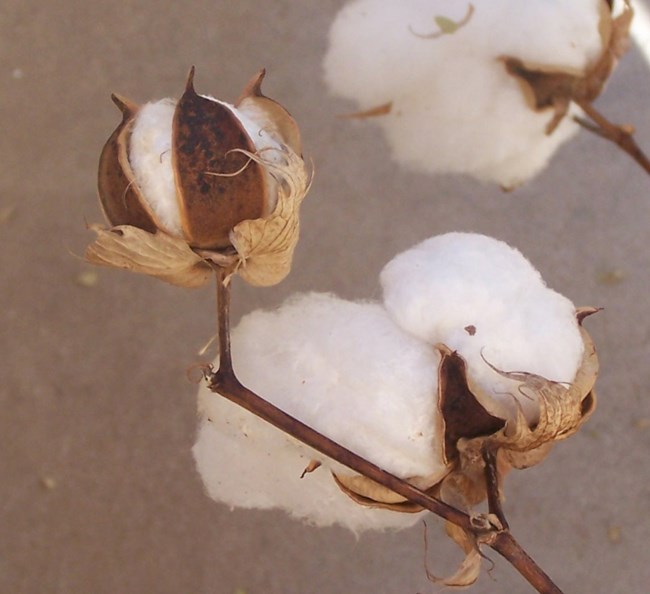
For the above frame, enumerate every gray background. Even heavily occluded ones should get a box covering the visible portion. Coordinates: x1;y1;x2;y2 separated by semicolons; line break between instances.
1;1;649;593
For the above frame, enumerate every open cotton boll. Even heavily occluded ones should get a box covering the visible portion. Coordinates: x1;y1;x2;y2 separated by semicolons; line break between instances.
381;233;584;422
323;0;606;186
128;96;284;239
194;293;444;530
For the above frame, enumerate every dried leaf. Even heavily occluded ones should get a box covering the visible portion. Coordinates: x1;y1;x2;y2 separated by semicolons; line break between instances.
339;102;393;119
502;0;633;133
85;224;213;288
229;146;311;287
332;470;447;510
300;459;322;478
485;323;598;460
424;521;482;587
411;4;475;39
438;463;489;510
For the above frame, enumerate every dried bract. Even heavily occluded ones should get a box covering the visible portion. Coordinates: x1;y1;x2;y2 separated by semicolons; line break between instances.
502;0;633;133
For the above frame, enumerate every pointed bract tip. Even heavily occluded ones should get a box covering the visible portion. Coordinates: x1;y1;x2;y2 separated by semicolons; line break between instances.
185;66;196;93
238;69;267;103
577;306;603;324
110;93;138;118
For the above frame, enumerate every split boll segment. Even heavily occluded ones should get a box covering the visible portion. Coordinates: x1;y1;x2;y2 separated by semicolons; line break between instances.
88;68;310;287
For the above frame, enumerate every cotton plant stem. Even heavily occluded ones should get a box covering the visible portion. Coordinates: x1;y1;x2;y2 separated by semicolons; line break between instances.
490;532;564;594
574;100;650;176
207;269;565;594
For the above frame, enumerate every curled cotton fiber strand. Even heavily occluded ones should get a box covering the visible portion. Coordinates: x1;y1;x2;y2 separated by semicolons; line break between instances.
323;0;606;186
194;293;445;531
381;232;584;423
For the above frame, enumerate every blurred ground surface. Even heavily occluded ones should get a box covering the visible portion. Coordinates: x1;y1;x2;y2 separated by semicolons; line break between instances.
1;1;649;593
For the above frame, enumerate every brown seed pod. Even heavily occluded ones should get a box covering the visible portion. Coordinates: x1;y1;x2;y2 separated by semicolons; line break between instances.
87;68;310;288
173;68;268;249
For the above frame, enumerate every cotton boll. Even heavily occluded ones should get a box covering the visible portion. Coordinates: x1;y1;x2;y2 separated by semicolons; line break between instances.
324;0;606;186
381;233;584;422
194;293;445;530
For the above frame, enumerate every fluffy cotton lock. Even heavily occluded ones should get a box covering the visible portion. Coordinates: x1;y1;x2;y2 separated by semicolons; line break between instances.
194;293;444;531
323;0;608;186
381;232;584;423
194;233;585;531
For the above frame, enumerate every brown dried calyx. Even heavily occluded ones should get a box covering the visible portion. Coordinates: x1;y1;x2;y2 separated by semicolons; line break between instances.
86;68;311;288
502;0;633;134
332;309;599;585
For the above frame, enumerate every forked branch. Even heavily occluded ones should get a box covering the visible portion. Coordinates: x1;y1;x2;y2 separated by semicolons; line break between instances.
574;100;650;176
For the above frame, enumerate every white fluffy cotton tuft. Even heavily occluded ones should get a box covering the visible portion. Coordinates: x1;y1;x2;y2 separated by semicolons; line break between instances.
194;293;444;531
129;99;181;235
381;232;584;421
323;0;606;186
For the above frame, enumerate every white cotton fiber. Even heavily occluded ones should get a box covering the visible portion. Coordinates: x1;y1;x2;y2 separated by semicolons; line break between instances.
381;233;584;422
323;0;606;186
193;293;445;530
129;99;181;235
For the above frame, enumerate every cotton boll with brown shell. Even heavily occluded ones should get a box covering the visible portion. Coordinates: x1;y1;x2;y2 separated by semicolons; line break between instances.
87;68;310;287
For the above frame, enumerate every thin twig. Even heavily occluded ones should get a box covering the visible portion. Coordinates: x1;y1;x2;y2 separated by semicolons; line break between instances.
490;531;564;594
215;267;233;375
482;445;509;530
574;100;650;176
207;271;565;594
